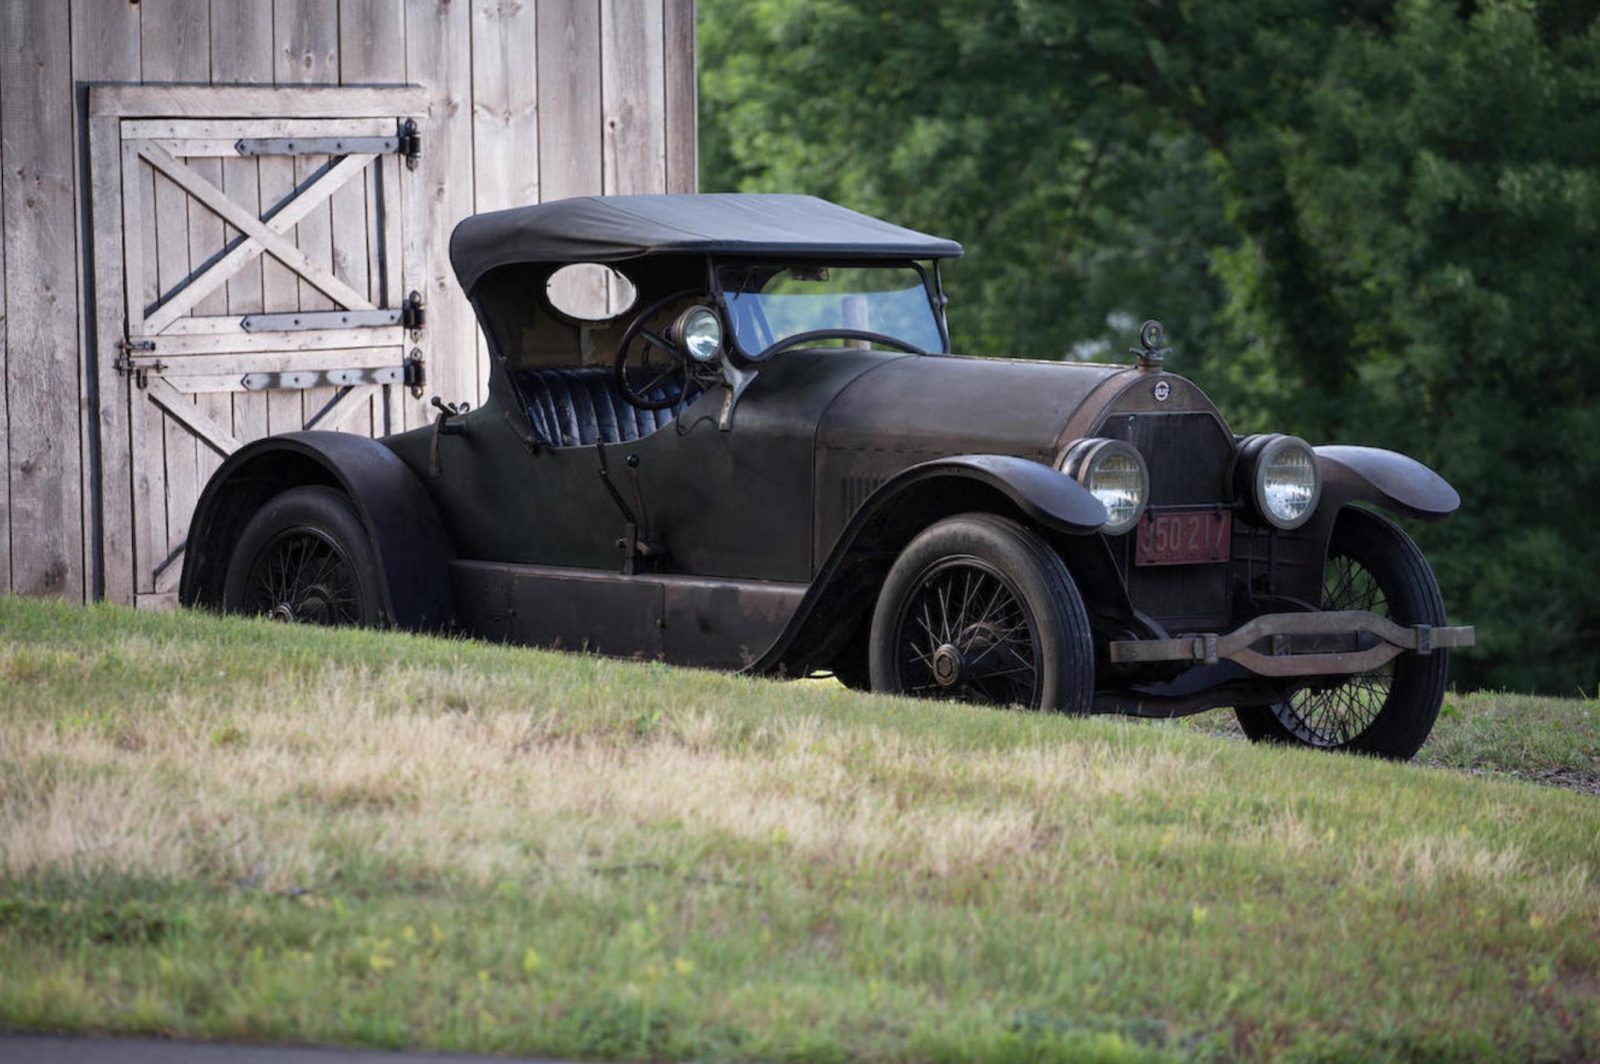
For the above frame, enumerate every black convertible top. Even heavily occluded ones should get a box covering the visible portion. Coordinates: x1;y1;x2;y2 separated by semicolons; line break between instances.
448;193;963;293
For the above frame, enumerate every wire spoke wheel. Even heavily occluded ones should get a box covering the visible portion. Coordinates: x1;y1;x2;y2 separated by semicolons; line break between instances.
242;527;361;626
893;558;1042;708
1276;552;1395;746
1235;506;1450;760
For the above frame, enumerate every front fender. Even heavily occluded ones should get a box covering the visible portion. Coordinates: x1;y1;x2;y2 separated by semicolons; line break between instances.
1316;445;1460;520
871;453;1110;534
180;432;455;628
746;454;1107;676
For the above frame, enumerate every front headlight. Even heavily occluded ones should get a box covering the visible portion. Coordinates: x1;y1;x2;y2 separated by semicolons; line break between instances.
1238;434;1321;530
673;305;724;363
1062;438;1149;535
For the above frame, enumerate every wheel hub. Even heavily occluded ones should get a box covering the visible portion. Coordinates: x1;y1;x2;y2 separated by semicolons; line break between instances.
932;643;963;687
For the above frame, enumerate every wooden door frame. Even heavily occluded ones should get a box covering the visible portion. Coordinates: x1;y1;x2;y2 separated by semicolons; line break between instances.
86;84;429;608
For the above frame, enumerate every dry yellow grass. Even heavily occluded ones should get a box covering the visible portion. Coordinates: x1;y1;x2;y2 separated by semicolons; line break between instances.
2;677;1214;887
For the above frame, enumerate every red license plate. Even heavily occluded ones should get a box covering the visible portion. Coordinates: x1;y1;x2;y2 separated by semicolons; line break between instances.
1135;510;1232;567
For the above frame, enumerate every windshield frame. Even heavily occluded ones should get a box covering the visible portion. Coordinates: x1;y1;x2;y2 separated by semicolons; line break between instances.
708;257;951;362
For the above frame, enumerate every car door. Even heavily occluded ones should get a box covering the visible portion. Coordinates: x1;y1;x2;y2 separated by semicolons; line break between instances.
612;348;899;584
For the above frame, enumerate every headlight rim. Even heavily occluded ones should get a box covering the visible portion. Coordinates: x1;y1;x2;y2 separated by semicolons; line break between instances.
672;304;724;363
1061;437;1150;536
1239;433;1322;531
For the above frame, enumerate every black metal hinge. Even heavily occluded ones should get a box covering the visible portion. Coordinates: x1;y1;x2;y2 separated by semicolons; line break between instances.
404;349;427;399
401;290;426;332
231;119;420;168
398;119;421;171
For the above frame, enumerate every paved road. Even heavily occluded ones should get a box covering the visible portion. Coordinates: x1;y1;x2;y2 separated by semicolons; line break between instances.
1;1033;580;1064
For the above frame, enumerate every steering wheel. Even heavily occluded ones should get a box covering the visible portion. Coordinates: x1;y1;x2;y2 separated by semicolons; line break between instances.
614;289;719;410
750;329;927;362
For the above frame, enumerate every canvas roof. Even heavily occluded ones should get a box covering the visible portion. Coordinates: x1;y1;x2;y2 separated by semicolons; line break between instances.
448;193;963;293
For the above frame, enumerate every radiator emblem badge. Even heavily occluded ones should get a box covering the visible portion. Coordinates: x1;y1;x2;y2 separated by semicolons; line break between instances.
1153;380;1171;403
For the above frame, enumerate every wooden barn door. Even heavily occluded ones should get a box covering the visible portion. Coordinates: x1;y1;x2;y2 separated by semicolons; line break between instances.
88;86;428;609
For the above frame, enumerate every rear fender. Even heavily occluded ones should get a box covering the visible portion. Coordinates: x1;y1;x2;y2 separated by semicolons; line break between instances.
179;432;455;629
1316;445;1460;520
747;454;1112;675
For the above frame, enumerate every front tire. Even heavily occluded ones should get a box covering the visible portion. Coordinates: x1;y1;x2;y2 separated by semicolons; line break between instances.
221;486;384;627
868;513;1094;713
1235;506;1449;759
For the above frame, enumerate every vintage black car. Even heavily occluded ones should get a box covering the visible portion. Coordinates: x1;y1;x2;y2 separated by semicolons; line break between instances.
181;194;1474;759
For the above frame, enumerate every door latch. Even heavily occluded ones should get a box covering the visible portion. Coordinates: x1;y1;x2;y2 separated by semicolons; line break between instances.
114;339;163;388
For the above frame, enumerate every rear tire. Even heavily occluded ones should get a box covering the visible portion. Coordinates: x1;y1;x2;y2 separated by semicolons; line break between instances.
868;513;1094;713
1234;506;1449;759
221;486;384;627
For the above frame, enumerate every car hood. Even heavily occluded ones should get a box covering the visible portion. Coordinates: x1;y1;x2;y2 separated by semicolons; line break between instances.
815;352;1132;462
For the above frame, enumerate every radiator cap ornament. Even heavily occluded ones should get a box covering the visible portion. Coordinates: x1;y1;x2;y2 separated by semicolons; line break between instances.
1131;318;1170;370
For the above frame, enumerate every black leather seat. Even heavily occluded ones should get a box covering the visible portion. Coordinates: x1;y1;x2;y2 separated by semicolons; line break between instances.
513;365;692;448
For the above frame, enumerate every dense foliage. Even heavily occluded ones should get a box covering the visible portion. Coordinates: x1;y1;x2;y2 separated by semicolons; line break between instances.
699;0;1600;693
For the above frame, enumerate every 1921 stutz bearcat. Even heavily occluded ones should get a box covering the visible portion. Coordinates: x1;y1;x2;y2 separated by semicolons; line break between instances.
181;194;1475;759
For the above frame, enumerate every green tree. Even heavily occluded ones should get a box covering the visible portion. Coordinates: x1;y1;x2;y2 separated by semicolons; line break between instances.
701;0;1600;693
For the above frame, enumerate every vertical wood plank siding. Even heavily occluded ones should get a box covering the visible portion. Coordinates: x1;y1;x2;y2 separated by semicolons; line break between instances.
0;0;696;604
470;0;539;391
0;12;9;595
2;2;83;598
602;0;666;199
536;0;604;317
663;0;698;195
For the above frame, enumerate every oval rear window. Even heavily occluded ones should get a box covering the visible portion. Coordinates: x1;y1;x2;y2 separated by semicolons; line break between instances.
545;263;637;323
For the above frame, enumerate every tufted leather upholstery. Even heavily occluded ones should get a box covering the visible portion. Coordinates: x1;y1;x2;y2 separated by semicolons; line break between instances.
513;365;693;448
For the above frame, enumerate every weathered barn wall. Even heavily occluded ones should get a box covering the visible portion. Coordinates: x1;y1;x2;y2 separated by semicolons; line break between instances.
0;0;696;605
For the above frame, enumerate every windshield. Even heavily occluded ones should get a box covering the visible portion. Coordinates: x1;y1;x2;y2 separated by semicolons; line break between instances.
717;263;944;358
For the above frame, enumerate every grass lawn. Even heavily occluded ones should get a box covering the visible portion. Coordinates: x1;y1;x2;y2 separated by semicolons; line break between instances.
1;595;1597;1062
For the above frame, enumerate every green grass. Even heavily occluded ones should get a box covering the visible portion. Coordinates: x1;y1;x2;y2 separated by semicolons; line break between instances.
1;595;1597;1062
1178;692;1600;790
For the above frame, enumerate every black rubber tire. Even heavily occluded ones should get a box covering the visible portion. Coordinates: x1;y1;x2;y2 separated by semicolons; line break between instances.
221;486;384;627
1235;506;1449;760
868;513;1095;713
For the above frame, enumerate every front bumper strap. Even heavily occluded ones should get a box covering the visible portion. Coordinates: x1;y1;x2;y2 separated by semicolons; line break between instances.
1108;610;1476;679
